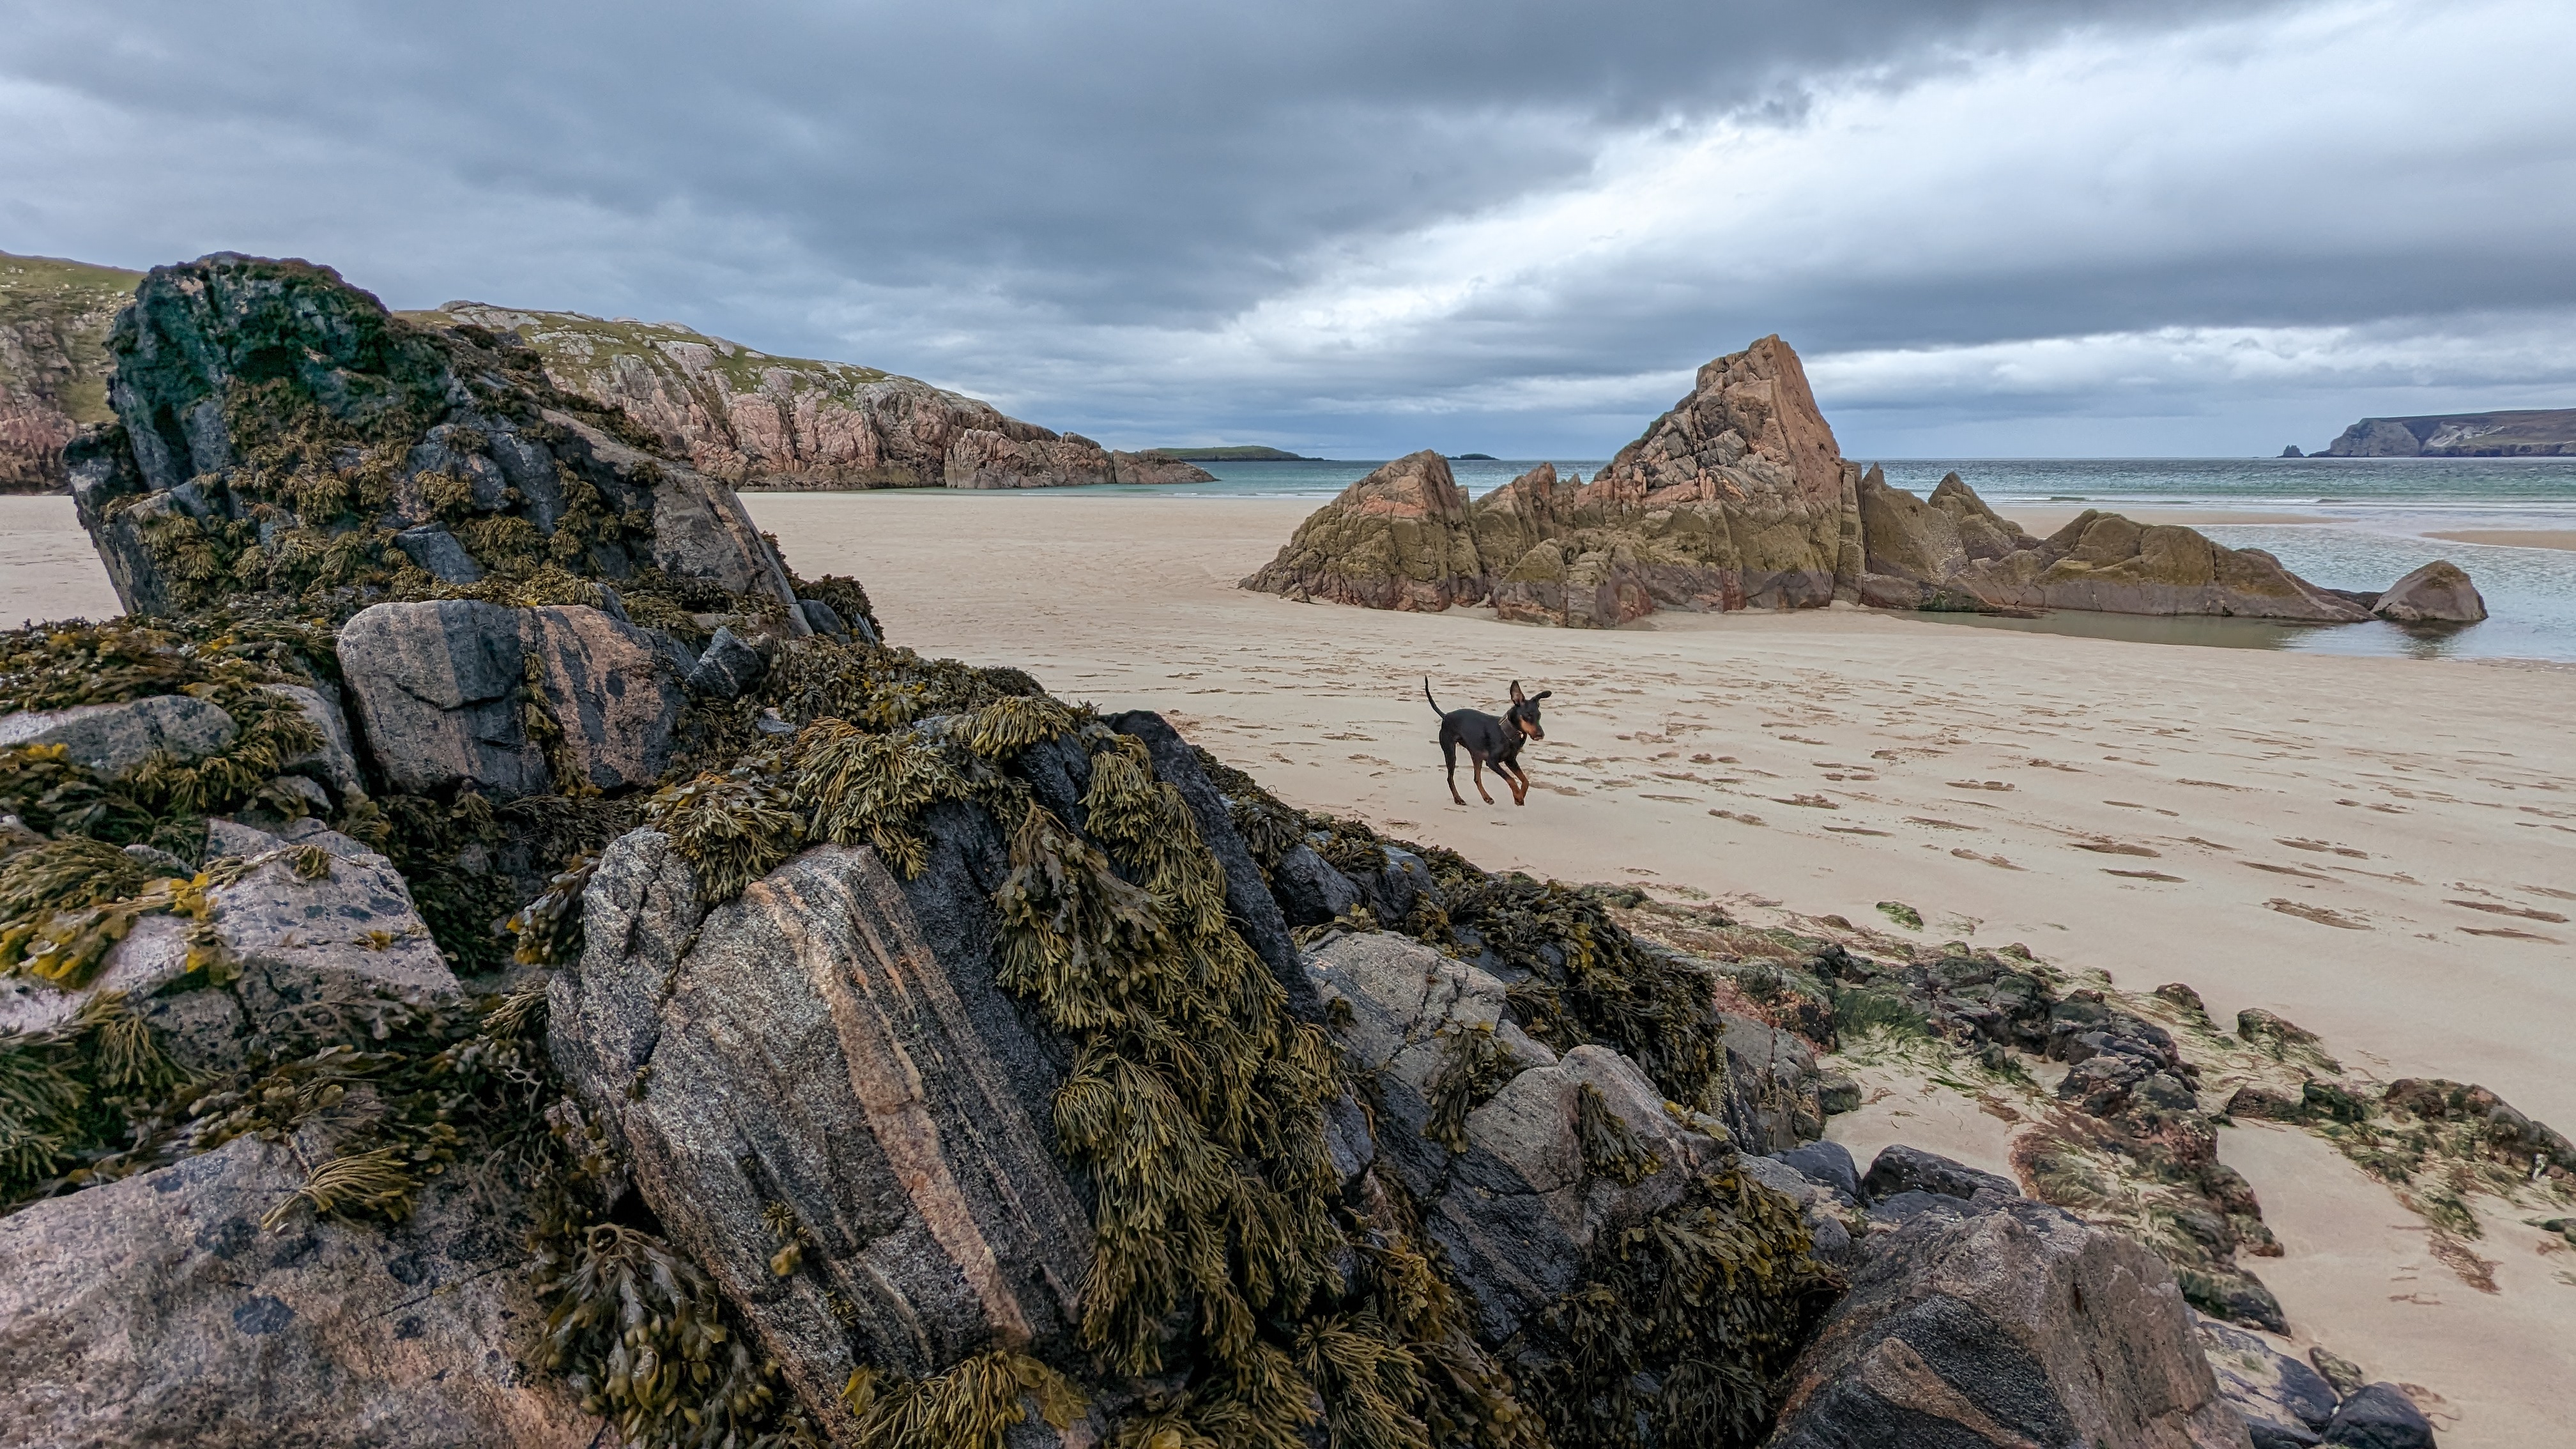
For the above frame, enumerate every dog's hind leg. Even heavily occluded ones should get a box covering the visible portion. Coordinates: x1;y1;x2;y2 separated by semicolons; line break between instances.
1442;737;1468;806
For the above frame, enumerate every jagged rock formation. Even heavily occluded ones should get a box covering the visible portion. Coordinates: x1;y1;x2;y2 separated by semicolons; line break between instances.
1243;338;1863;624
1244;337;2483;629
413;303;1128;489
2322;408;2576;457
0;252;141;493
1856;471;2375;621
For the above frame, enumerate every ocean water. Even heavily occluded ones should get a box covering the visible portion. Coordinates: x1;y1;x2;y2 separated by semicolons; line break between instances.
1110;456;2576;663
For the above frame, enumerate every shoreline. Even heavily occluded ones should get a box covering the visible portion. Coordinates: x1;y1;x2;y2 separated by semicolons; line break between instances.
2426;527;2576;553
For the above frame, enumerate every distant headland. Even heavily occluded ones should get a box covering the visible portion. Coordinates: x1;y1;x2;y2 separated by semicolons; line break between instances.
1140;444;1318;461
2313;407;2576;457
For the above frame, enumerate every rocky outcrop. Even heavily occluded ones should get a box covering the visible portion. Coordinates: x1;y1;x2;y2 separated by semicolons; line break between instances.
1246;337;2484;629
1242;338;1864;624
0;252;139;493
1305;931;1728;1340
1238;450;1488;609
0;1135;588;1449
549;829;1092;1439
1108;450;1218;484
413;302;1119;490
0;693;237;781
1857;471;2377;621
943;426;1113;489
66;254;808;622
1766;1191;2251;1449
2369;560;2486;624
2322;408;2576;457
337;600;685;799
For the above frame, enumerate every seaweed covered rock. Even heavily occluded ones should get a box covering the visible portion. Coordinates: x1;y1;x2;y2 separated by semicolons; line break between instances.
66;253;806;624
0;825;455;1078
337;600;684;799
1766;1194;2251;1449
548;828;1093;1438
1239;449;1488;610
0;692;236;781
0;1135;587;1449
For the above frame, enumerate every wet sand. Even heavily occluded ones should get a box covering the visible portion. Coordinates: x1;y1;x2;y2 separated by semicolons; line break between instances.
2426;528;2576;553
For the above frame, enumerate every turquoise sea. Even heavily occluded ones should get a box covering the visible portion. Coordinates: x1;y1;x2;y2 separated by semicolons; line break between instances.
1100;456;2576;663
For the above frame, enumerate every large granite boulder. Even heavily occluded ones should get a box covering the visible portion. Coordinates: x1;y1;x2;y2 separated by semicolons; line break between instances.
1303;930;1728;1341
2369;560;2486;624
65;254;807;621
0;818;456;1066
337;600;683;799
0;692;236;781
548;827;1092;1441
1765;1193;2252;1449
1239;450;1489;610
0;1135;590;1449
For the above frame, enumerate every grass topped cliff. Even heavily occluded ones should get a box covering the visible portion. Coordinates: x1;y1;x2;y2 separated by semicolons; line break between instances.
399;303;899;407
0;251;146;491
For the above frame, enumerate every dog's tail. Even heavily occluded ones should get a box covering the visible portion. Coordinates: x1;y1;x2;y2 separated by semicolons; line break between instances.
1423;676;1446;719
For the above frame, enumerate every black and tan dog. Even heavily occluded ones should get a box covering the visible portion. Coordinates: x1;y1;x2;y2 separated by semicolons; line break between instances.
1425;678;1551;806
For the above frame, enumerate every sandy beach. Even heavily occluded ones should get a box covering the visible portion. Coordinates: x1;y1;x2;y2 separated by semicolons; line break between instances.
2428;528;2576;554
6;487;2572;1441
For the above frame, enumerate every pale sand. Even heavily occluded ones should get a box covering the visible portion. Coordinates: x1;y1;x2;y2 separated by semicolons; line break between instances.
1997;507;2337;533
2426;528;2576;553
7;487;2572;1439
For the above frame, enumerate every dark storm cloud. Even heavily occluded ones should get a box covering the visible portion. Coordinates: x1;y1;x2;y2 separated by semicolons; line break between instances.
1;0;2568;455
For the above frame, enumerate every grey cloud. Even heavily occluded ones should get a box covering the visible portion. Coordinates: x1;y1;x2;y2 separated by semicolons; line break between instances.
2;0;2565;457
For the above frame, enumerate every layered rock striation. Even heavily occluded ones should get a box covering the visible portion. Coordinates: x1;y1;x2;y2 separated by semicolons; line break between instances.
0;252;141;493
1243;336;2487;628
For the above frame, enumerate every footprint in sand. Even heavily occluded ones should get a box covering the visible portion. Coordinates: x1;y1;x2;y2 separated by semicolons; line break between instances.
1952;849;2023;870
2073;840;2160;857
2103;868;2184;882
1710;809;1767;826
1948;779;2015;792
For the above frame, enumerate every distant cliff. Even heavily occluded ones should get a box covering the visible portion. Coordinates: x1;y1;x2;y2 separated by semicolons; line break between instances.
0;252;142;492
2323;408;2576;457
409;303;1157;489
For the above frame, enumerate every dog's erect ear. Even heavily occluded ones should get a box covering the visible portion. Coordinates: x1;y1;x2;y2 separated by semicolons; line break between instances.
1534;690;1551;701
1509;680;1526;703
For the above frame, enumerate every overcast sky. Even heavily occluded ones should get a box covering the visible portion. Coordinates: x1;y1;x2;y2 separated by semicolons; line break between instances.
4;0;2572;458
